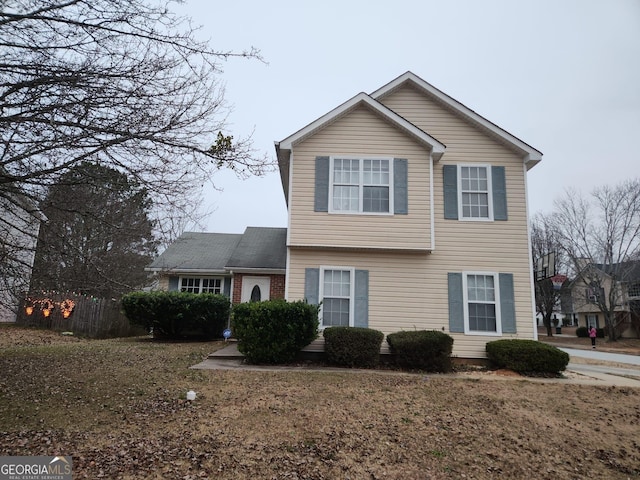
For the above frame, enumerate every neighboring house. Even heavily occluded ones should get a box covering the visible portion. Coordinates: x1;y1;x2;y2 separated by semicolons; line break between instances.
0;192;45;322
147;227;286;304
563;261;640;338
275;71;542;359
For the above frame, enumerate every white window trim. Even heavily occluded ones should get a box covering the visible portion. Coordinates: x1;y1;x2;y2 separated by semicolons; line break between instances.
178;276;223;294
462;271;502;336
458;164;493;221
318;266;355;329
328;156;394;215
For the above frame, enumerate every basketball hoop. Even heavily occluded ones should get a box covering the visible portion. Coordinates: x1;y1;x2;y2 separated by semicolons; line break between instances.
551;274;567;291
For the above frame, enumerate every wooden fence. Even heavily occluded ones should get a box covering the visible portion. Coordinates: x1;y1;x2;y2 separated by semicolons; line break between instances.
16;292;135;338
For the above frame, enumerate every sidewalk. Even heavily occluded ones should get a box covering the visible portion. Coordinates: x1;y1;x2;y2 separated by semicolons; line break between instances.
192;341;640;387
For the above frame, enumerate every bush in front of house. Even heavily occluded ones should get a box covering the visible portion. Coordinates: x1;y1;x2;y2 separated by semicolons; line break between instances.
323;326;384;368
232;300;319;364
121;291;230;340
386;330;454;372
485;339;569;374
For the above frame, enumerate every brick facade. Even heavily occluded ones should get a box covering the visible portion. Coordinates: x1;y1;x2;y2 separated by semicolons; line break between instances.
231;273;286;304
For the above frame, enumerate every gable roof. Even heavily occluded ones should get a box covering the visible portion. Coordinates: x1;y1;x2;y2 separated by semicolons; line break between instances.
147;232;242;274
147;227;288;275
593;261;640;282
275;91;446;204
275;72;542;203
225;227;287;272
371;72;543;170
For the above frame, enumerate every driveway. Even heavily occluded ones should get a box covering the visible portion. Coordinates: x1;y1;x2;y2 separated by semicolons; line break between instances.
560;347;640;387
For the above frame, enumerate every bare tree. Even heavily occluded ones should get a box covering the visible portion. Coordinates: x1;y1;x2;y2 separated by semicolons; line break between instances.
551;180;640;341
0;0;270;311
530;213;567;336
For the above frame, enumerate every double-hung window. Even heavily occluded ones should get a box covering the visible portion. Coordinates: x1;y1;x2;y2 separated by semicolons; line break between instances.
320;268;354;327
463;273;501;334
180;277;222;294
460;165;491;220
331;157;391;214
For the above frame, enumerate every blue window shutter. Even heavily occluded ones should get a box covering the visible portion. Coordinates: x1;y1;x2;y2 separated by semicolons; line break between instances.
393;158;408;215
314;156;330;212
304;268;320;305
223;277;231;297
448;273;464;333
354;270;369;328
492;166;508;221
168;276;179;291
499;273;516;333
443;165;458;220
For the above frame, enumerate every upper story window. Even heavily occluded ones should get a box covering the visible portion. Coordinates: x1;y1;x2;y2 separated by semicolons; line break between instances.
443;164;507;221
180;277;222;294
330;157;392;214
628;282;640;298
459;165;492;220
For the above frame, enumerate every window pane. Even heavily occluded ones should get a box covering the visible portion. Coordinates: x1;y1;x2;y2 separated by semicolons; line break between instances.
363;186;389;213
202;278;221;294
333;186;359;211
334;158;359;184
181;278;200;293
469;303;497;331
323;298;350;326
462;192;489;218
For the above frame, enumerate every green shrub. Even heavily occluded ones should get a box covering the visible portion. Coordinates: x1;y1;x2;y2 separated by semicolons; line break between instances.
121;291;230;340
323;327;384;368
232;300;319;364
576;326;589;337
386;330;454;372
596;328;605;338
485;339;569;374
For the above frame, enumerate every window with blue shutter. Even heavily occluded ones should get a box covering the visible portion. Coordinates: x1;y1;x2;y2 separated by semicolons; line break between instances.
443;164;508;221
306;267;369;328
315;156;408;215
449;271;517;335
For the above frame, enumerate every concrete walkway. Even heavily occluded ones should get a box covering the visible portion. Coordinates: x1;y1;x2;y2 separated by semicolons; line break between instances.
191;341;640;387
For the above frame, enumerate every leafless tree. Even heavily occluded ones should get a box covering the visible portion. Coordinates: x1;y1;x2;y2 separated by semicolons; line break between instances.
550;180;640;340
530;213;567;336
0;0;270;311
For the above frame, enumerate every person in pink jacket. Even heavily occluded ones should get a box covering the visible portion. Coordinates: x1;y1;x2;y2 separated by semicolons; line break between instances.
589;326;597;348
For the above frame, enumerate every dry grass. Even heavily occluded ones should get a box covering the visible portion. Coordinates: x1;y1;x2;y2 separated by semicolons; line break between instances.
1;324;639;479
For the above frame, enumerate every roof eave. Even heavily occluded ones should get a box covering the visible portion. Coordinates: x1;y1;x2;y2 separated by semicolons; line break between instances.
372;71;543;169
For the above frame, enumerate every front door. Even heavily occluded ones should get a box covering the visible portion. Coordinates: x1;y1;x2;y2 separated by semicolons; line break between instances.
241;276;271;303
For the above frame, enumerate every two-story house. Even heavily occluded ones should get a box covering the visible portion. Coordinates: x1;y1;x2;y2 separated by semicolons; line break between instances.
275;72;542;359
564;261;640;338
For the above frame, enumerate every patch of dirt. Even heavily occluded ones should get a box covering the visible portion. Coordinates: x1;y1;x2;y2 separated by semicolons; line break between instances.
1;325;639;480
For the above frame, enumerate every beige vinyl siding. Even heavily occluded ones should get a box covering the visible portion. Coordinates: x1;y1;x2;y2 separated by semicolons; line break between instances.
287;84;536;358
289;247;535;359
289;105;432;250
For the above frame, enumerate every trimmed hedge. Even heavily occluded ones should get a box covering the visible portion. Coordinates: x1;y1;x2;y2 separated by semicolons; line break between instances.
323;327;384;368
486;339;569;374
232;300;319;364
121;291;230;340
386;330;454;372
576;326;589;337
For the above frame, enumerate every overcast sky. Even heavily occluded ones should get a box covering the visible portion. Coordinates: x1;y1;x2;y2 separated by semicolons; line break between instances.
175;0;640;234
